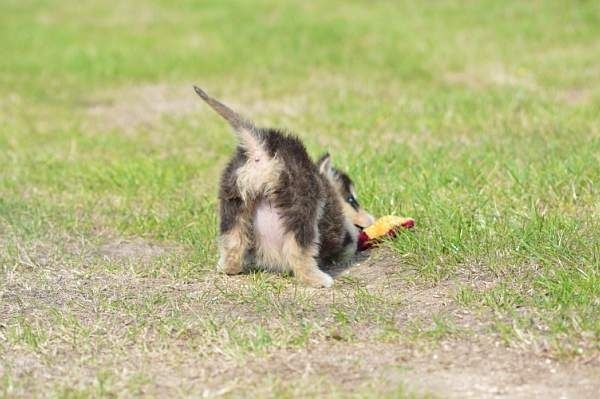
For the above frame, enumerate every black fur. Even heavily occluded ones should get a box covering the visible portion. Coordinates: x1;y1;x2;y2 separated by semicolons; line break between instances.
218;147;246;233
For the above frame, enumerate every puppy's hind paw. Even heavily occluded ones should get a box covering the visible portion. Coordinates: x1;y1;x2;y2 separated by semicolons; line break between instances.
216;259;243;275
302;270;334;288
320;273;334;288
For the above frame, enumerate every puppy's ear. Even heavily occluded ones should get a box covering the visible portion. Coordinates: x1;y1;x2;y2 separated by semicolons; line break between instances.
317;153;335;179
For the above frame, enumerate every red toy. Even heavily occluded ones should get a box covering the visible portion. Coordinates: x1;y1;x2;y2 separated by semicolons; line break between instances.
357;215;415;251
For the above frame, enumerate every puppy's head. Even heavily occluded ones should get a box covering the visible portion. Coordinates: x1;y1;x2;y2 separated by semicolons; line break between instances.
317;154;375;229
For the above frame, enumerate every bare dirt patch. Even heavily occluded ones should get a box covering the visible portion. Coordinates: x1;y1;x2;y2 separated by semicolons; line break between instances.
2;238;599;397
85;84;198;132
399;338;600;399
97;237;172;263
444;64;538;91
559;88;593;106
228;339;600;398
199;248;600;397
84;83;310;133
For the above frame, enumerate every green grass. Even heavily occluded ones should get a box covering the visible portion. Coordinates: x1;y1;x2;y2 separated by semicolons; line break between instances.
1;0;599;397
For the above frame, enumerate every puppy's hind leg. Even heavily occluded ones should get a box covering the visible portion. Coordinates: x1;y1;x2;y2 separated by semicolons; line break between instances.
218;224;250;275
282;235;333;288
276;186;333;287
218;197;251;275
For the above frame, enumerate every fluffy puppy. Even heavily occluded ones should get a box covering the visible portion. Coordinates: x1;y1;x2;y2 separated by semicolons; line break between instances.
194;86;374;287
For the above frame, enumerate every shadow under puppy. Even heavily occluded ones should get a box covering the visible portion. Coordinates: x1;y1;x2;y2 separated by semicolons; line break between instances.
194;86;374;287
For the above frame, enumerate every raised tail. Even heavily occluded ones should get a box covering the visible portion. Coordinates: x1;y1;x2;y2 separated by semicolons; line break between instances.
193;86;254;132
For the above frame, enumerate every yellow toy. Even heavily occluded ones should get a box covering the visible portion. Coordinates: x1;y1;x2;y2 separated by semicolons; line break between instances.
357;215;415;251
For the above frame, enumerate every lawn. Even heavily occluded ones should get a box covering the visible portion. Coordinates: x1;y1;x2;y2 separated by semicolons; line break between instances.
1;0;599;397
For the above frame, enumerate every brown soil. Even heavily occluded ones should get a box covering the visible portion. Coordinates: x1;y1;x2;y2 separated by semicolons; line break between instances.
2;239;599;398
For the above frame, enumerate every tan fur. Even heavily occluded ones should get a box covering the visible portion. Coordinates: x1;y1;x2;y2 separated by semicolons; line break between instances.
281;233;333;288
217;221;250;275
236;154;283;203
342;201;375;230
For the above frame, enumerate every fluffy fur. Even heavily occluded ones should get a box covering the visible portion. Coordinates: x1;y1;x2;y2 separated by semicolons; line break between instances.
194;86;374;287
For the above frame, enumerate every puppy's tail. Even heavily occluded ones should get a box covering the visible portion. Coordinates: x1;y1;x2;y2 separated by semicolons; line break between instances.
193;86;261;152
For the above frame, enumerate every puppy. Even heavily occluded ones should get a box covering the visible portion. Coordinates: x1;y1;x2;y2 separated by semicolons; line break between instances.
194;86;374;287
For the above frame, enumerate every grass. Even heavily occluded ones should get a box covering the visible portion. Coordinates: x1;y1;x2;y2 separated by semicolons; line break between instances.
1;0;599;397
